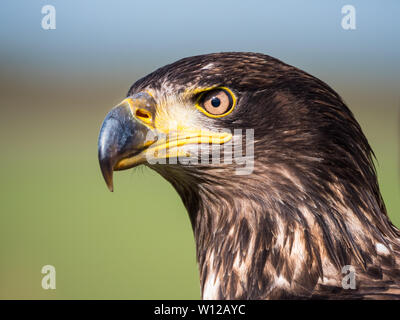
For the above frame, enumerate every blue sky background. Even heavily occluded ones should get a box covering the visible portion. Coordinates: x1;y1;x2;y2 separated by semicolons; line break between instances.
1;0;399;86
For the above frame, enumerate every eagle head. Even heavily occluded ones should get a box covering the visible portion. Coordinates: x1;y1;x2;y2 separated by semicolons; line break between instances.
98;52;400;299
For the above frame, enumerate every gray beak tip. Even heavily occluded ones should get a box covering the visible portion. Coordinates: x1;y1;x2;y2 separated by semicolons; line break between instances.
98;156;115;192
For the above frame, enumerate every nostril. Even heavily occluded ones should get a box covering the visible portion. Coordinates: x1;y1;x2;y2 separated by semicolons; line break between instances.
135;108;151;121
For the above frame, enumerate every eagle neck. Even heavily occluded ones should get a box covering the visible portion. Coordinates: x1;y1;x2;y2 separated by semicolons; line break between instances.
188;183;315;299
155;163;400;299
183;173;400;299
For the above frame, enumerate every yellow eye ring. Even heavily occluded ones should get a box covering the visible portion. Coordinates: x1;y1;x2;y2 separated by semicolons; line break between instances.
195;86;237;118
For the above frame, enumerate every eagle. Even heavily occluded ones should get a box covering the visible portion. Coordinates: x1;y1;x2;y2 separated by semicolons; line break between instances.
98;52;400;299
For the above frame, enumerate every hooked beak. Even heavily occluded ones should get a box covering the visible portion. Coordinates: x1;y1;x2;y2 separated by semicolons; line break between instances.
98;91;233;192
98;92;157;191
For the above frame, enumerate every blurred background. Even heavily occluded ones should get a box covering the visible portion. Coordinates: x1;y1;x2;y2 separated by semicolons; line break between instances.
0;0;399;299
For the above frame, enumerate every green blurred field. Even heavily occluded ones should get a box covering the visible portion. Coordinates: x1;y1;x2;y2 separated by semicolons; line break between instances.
0;70;398;299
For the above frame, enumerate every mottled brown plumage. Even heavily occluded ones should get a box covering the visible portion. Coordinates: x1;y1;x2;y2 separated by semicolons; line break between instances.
99;52;400;299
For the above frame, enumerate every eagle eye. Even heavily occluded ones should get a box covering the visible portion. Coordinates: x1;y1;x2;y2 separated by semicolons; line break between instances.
196;87;236;118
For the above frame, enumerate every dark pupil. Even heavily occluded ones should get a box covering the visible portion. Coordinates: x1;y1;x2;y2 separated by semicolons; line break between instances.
211;97;221;107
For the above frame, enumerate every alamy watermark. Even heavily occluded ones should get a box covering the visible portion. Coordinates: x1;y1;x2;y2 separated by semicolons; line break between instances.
341;265;356;289
41;265;56;290
41;5;56;30
144;127;255;175
341;5;356;30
